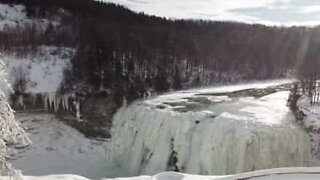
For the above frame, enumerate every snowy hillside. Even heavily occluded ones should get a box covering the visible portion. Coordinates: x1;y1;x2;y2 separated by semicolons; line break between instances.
2;46;74;94
0;4;50;30
0;3;73;96
0;4;27;29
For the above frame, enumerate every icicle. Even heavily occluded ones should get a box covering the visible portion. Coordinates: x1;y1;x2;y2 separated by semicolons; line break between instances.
61;94;70;111
30;93;37;106
73;100;81;121
61;94;66;111
41;92;73;112
54;93;60;112
16;94;25;110
48;93;53;110
123;96;127;107
43;93;48;111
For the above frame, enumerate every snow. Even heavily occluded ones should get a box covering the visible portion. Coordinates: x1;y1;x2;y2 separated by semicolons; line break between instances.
147;79;294;106
4;167;320;180
0;4;51;31
2;46;74;94
296;94;320;158
194;79;295;94
11;113;110;180
0;58;30;175
1;46;76;112
0;174;90;180
0;4;26;30
0;60;12;97
110;80;313;177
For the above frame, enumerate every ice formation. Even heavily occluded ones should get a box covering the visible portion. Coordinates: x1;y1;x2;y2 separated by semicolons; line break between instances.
0;59;30;175
2;46;74;94
110;82;313;177
297;94;320;158
43;93;74;112
1;46;78;113
12;92;75;113
73;100;81;120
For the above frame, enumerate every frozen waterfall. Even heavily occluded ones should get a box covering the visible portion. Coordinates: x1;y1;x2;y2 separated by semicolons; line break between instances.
110;80;313;177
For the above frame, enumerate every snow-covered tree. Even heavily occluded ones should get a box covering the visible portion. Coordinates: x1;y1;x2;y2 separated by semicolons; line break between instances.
0;60;30;175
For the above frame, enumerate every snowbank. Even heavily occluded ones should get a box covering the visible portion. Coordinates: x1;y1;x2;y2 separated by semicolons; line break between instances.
4;167;320;180
110;81;312;177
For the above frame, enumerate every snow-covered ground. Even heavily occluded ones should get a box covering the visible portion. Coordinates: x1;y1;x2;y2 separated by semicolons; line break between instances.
4;167;320;180
11;113;110;180
297;94;320;159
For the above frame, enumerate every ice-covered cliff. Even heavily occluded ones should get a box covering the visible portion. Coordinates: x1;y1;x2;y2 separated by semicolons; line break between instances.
1;46;76;112
110;80;313;176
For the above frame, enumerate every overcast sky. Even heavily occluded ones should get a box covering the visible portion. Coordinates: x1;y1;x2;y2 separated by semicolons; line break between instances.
104;0;320;26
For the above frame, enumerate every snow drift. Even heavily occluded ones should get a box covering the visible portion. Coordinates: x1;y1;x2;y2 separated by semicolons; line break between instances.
5;167;320;180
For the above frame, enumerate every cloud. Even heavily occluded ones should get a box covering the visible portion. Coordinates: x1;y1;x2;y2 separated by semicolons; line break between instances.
126;0;150;4
301;5;320;14
228;0;320;26
103;0;320;26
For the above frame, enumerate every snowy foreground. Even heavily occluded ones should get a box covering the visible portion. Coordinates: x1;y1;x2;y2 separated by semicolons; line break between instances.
3;168;320;180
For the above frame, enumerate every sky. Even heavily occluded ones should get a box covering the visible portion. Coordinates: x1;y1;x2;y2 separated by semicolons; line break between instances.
104;0;320;26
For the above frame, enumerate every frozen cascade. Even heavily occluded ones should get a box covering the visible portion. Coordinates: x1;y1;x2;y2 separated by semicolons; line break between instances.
110;82;313;177
11;92;76;113
43;93;75;112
